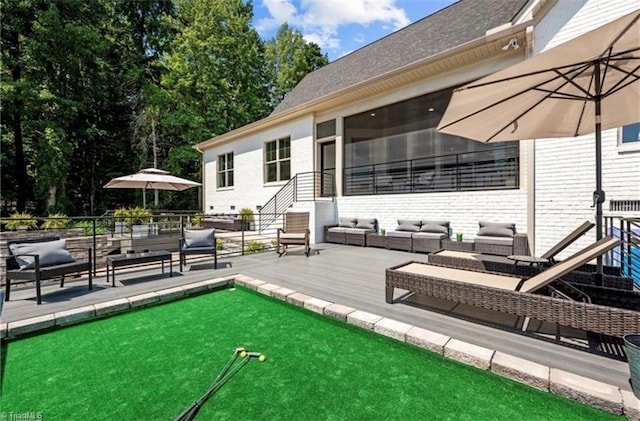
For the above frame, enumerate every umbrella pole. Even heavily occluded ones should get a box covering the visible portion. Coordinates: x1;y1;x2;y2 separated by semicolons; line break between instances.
594;65;604;285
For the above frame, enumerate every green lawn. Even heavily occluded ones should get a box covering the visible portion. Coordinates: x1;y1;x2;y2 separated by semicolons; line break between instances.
1;286;622;420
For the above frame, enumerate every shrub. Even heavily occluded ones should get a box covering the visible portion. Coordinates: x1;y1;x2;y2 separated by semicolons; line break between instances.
5;212;38;230
129;206;153;224
113;207;152;228
191;212;204;227
245;240;265;254
113;207;129;222
216;238;224;250
72;220;107;236
42;213;70;230
239;207;255;223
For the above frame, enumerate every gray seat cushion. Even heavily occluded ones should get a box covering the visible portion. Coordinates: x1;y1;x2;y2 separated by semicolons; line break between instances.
396;219;421;232
477;221;515;238
356;218;377;230
184;229;215;248
344;228;375;234
9;239;76;270
328;227;349;233
339;217;357;228
474;236;514;246
420;221;450;234
387;231;413;238
413;232;447;240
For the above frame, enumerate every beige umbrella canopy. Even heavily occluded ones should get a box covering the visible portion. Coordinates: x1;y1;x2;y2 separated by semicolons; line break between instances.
104;168;201;207
437;10;640;277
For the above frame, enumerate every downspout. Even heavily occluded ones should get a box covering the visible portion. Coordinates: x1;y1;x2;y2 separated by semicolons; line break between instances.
193;144;205;212
524;25;537;255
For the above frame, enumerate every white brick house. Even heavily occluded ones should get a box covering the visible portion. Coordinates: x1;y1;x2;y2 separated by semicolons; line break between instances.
195;0;640;257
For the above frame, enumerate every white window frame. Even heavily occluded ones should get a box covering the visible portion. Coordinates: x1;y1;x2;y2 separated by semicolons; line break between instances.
264;136;291;183
217;152;234;189
618;122;640;152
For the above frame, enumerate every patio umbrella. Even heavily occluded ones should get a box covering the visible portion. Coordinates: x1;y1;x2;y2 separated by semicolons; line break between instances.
104;168;201;207
436;10;640;277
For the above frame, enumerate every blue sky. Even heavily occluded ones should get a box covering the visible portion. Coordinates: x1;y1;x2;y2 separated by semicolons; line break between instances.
252;0;459;62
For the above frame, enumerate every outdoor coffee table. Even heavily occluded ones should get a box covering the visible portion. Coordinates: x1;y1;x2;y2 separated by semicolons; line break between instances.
106;251;172;286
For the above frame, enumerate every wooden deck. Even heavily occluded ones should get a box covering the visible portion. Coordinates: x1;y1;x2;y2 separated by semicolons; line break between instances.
1;243;632;391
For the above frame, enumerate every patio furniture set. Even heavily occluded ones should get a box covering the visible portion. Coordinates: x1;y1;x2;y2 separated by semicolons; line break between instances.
3;228;218;305
325;218;530;256
325;217;638;338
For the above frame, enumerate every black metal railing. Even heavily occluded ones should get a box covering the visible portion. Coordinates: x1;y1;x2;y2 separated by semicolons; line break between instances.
343;146;519;196
0;212;290;285
605;216;640;288
258;171;335;231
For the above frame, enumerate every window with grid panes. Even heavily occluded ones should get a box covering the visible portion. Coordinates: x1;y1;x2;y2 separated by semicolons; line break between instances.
265;137;291;182
217;152;234;188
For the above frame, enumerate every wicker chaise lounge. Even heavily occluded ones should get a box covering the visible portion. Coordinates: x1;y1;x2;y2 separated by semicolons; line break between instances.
508;220;595;265
429;220;628;289
386;236;640;338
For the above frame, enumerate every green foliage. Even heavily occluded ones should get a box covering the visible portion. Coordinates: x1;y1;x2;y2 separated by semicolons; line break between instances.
41;213;70;230
113;207;152;227
244;240;265;254
216;238;224;250
264;23;328;108
113;207;130;222
34;127;72;213
128;207;153;224
5;212;38;231
0;0;326;214
239;207;255;223
72;220;107;236
191;212;204;227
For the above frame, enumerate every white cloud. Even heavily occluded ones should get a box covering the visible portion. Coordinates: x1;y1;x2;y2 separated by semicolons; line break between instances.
257;0;410;51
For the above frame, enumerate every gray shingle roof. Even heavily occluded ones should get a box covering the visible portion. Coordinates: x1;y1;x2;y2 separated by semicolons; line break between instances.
271;0;529;116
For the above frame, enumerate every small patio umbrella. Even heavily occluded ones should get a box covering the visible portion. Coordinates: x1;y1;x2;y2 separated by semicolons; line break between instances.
104;168;201;207
436;10;640;277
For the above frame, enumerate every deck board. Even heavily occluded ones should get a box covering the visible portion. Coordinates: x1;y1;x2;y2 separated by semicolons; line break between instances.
1;243;631;391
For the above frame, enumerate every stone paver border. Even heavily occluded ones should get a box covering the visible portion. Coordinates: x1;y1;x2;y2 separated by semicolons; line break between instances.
2;274;638;419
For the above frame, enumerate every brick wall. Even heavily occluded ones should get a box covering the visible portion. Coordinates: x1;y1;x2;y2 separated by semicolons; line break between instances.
532;0;640;258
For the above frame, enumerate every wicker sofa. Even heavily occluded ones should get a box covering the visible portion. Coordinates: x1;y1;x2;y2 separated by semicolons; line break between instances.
201;215;249;231
325;217;378;246
385;219;450;253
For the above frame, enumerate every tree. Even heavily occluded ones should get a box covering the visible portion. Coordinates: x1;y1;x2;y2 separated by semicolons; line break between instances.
264;23;328;109
1;0;176;214
163;0;270;144
0;0;48;211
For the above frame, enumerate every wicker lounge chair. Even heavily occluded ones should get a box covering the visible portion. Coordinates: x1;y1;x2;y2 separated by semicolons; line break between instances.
429;221;630;289
508;220;595;265
386;236;640;338
277;212;310;257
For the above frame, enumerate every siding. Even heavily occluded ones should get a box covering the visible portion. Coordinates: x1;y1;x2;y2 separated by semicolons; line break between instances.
202;116;314;214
